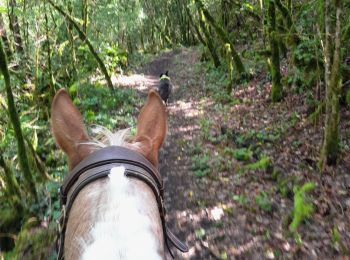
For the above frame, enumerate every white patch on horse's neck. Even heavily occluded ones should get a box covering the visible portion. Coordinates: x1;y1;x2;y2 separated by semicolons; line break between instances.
81;166;162;260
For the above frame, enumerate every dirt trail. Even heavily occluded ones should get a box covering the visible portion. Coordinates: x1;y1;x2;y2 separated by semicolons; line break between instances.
116;48;207;259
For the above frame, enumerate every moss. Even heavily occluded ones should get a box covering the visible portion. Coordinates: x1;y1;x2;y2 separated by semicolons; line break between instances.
0;206;21;251
195;0;245;75
267;1;283;102
14;222;57;260
346;88;350;107
289;182;315;232
245;155;270;170
224;43;233;94
196;7;221;68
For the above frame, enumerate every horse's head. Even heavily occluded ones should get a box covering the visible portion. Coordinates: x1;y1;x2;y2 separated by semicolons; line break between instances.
51;88;167;170
50;89;173;260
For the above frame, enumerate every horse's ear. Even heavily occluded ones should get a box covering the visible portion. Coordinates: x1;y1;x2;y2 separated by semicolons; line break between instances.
51;89;92;170
134;90;167;167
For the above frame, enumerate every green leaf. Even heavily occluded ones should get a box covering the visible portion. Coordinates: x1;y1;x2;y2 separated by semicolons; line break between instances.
195;228;206;239
245;155;270;170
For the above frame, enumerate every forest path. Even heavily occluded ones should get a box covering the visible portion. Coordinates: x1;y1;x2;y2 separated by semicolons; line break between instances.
115;48;209;259
113;47;350;259
113;47;350;260
138;49;204;259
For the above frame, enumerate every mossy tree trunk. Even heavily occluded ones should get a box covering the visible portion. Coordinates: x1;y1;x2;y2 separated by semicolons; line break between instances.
8;0;24;55
0;39;37;199
225;43;233;94
44;7;55;102
82;0;88;35
195;0;245;76
0;152;21;200
47;0;114;90
67;2;78;78
267;0;283;102
196;5;221;67
319;0;342;169
0;151;25;216
185;5;205;45
0;14;12;58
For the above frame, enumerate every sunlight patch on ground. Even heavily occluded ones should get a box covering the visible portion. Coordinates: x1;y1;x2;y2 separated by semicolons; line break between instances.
172;204;261;258
171;100;202;118
111;74;158;91
176;124;200;132
229;236;261;256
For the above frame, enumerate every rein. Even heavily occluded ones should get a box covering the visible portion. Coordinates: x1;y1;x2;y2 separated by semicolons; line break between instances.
57;146;188;259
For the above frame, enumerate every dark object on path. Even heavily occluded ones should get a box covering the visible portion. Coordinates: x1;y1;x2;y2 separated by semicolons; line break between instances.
157;71;172;105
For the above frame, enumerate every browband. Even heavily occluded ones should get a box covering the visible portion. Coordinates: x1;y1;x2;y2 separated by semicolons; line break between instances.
57;146;188;259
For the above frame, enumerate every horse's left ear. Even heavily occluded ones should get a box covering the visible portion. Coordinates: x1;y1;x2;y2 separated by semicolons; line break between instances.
51;89;92;170
134;90;167;167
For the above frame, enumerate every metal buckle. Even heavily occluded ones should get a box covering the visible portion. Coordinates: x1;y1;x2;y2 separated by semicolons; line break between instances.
58;205;66;229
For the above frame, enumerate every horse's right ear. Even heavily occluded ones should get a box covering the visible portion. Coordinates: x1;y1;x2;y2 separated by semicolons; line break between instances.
51;89;92;170
133;90;167;167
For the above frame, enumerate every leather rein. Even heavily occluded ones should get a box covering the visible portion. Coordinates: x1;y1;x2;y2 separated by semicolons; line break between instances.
57;146;188;259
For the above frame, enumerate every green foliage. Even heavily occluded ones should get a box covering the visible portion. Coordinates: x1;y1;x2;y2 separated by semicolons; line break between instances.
346;88;350;107
245;155;270;170
76;83;138;128
232;194;248;205
255;191;273;212
289;182;315;232
14;222;57;259
332;226;350;255
199;117;212;140
195;228;206;239
288;39;322;93
224;147;252;161
191;153;210;178
100;43;128;74
199;61;240;104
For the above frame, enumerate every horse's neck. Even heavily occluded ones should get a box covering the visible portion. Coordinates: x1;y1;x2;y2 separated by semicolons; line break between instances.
64;166;165;260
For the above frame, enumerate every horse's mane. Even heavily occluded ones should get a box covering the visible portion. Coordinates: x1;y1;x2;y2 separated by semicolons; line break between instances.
81;126;132;149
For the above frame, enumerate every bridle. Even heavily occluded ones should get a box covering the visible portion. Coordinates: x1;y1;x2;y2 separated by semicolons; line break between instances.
57;146;188;259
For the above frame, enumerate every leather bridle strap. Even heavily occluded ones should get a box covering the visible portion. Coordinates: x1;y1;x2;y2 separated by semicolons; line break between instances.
57;146;188;259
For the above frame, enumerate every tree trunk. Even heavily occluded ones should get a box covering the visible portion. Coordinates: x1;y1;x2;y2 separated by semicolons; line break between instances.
47;0;114;90
196;5;221;67
267;0;283;102
319;0;342;169
0;152;21;198
185;5;205;45
0;14;12;57
8;0;23;54
0;151;24;212
44;9;55;101
225;43;233;94
275;0;300;46
82;0;88;35
0;39;37;199
67;1;77;77
195;0;245;76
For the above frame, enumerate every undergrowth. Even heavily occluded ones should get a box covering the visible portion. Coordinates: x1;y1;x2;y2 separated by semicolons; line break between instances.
289;182;315;232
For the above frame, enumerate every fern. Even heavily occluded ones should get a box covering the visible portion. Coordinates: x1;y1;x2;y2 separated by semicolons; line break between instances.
289;182;315;232
245;155;270;170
